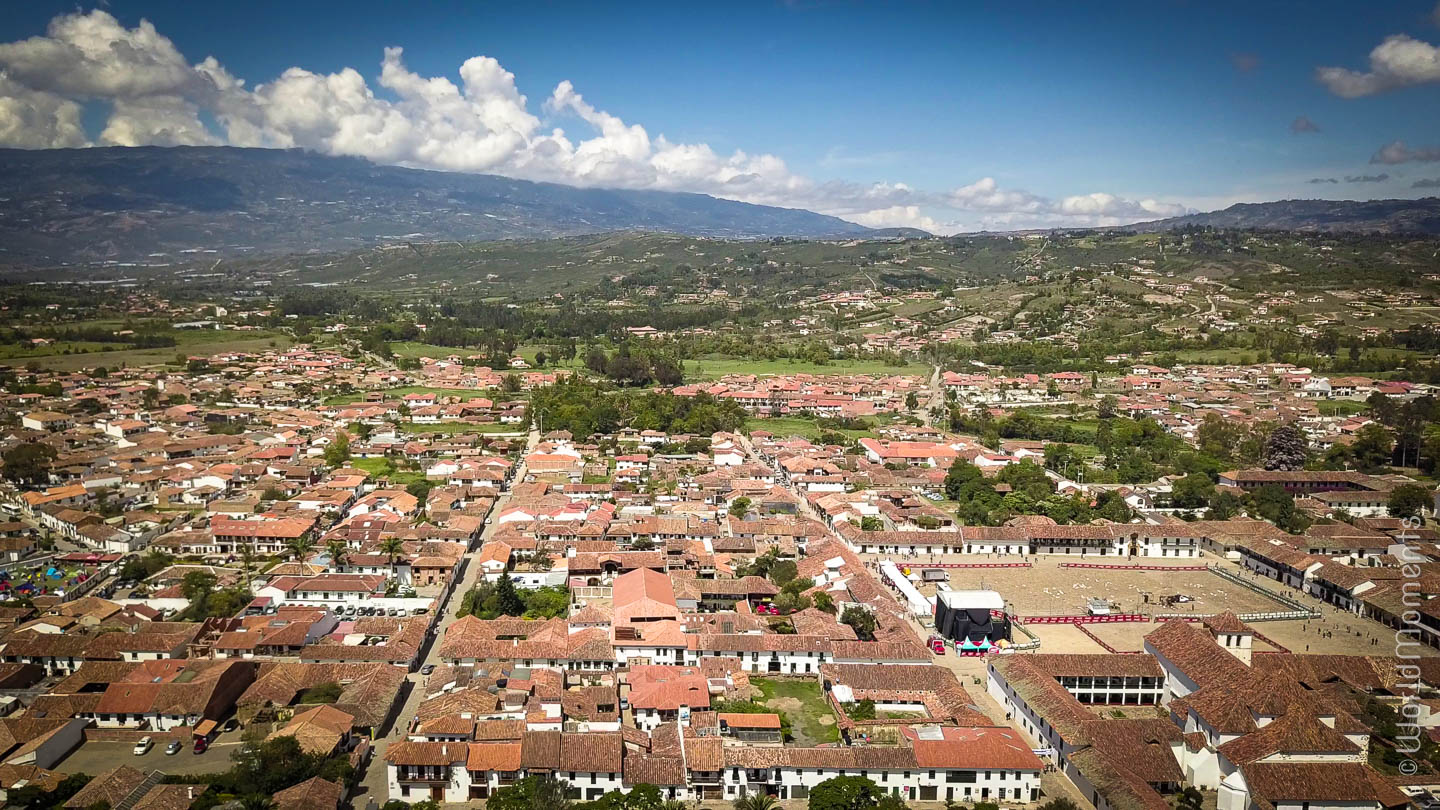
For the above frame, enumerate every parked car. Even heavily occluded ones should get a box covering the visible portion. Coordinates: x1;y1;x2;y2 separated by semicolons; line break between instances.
420;664;435;675
193;737;208;754
222;718;240;732
165;740;182;755
133;736;153;755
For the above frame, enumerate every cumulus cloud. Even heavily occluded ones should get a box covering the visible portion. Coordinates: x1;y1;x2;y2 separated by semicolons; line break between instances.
1307;177;1339;184
0;10;1195;234
1317;34;1440;97
1413;178;1440;188
1290;115;1321;134
1371;140;1440;164
0;73;87;148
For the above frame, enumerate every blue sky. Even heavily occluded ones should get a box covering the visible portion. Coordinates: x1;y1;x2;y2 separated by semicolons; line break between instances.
1;1;1438;232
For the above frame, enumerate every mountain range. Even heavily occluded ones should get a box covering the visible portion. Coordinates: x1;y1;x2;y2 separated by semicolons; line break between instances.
0;146;1438;267
0;146;874;264
1127;197;1440;235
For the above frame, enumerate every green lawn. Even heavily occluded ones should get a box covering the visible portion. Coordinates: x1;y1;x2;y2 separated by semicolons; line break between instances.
687;355;926;380
347;457;426;487
9;333;291;371
751;677;840;746
1316;400;1369;416
404;421;524;434
325;385;496;405
390;341;582;369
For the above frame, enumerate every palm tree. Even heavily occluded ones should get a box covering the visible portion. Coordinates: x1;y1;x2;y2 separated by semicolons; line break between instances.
239;795;273;810
733;795;778;810
286;535;315;562
379;537;406;582
238;541;258;588
324;538;349;570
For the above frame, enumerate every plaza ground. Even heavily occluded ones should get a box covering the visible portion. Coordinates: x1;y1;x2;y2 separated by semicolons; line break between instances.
859;552;1434;658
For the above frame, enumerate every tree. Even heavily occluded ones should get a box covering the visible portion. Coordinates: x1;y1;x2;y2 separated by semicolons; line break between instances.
1262;424;1308;471
812;590;837;614
1174;788;1204;810
808;775;885;810
1249;484;1309;533
769;559;798;587
182;571;218;615
729;497;752;518
944;460;984;501
1350;423;1396;472
487;775;572;810
261;486;286;502
840;606;877;641
1;442;57;485
859;516;883;531
10;772;92;810
286;535;315;562
379;536;406;580
732;796;778;810
1170;473;1216;510
1206;490;1243;521
1389;484;1431;521
325;539;349;569
323;432;350;467
494;574;527;617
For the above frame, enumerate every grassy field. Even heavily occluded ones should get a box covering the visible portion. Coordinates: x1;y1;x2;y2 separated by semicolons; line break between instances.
744;416;877;441
404;422;523;434
751;677;840;746
347;457;426;487
5;333;291;371
687;355;925;379
1317;400;1370;416
325;385;495;405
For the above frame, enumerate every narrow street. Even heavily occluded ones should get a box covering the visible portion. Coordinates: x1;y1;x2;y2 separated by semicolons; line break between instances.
351;426;539;808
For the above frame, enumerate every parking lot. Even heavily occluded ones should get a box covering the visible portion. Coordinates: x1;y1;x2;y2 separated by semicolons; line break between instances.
57;729;249;776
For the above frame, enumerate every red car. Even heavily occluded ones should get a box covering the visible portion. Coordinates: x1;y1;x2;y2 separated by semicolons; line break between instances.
927;635;947;655
193;737;208;755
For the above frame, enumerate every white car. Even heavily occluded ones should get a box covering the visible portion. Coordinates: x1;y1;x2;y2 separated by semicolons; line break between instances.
133;736;153;755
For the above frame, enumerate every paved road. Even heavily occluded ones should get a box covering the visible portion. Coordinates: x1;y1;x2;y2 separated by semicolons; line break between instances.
350;427;539;808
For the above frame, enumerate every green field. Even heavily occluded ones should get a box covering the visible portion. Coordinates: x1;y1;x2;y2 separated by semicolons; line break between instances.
4;333;291;371
325;385;496;405
687;355;925;379
403;422;524;434
347;457;426;487
751;677;840;746
1316;400;1370;416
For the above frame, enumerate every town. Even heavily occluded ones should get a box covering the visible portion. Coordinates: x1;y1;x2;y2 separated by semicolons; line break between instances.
0;263;1437;810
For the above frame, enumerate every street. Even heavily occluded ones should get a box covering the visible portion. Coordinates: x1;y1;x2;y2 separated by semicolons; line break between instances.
349;426;539;807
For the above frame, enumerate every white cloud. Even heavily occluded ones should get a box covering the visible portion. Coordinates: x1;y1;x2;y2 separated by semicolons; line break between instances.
1317;34;1440;97
0;73;87;148
1371;140;1440;164
0;9;1194;234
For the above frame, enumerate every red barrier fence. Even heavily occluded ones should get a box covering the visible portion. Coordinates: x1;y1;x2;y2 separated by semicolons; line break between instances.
917;562;1033;569
1058;564;1208;571
1021;613;1147;624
